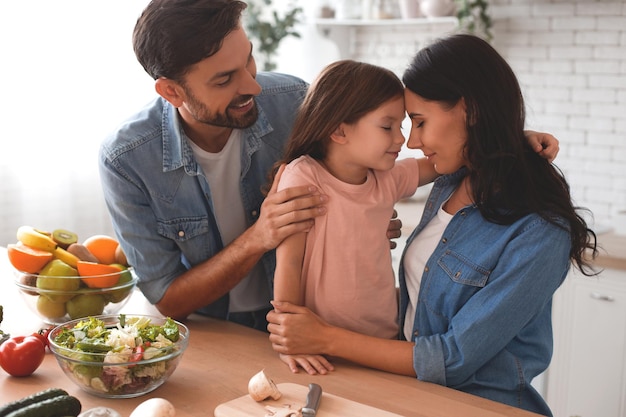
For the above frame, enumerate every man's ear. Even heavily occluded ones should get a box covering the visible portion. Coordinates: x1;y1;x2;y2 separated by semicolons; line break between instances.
330;124;348;144
155;77;185;107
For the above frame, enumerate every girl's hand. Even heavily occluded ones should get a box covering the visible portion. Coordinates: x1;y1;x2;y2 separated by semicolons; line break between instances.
279;353;334;375
525;130;560;162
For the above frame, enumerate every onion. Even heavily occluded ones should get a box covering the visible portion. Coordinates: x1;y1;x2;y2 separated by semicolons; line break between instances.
129;398;176;417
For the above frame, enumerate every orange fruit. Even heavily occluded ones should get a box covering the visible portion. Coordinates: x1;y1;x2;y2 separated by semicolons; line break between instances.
76;261;122;288
7;243;54;273
83;235;119;265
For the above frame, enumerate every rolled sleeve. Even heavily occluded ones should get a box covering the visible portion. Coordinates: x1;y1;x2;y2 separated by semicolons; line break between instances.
414;335;447;385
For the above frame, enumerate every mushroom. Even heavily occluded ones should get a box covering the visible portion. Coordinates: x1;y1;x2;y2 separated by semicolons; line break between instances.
78;408;122;417
248;369;283;401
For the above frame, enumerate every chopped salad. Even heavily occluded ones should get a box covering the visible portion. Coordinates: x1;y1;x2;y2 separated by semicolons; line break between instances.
52;315;183;395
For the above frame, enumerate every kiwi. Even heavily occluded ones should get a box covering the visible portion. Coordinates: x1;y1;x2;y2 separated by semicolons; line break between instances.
66;243;99;263
52;229;79;249
18;273;38;296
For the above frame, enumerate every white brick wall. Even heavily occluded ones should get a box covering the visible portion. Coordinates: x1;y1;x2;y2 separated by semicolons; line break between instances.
315;0;626;229
349;20;458;75
493;0;626;226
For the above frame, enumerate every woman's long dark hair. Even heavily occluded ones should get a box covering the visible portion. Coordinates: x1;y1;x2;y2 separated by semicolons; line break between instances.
402;34;597;275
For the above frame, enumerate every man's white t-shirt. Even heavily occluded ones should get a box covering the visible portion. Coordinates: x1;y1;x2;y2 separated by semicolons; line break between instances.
188;129;269;313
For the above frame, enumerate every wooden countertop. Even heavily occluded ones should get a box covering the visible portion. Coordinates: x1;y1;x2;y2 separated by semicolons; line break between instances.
595;232;626;271
0;248;541;417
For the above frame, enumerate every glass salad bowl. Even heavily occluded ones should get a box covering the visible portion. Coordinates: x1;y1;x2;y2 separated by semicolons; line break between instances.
48;314;189;398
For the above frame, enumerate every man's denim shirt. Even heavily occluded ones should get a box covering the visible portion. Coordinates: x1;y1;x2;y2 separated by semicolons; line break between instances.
399;168;570;416
99;72;308;319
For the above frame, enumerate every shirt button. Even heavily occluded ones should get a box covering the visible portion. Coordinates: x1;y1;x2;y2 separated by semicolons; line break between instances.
251;210;258;217
424;266;429;272
178;231;185;237
442;237;447;243
454;271;461;278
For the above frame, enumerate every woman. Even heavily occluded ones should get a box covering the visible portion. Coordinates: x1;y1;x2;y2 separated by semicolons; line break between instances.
266;34;597;416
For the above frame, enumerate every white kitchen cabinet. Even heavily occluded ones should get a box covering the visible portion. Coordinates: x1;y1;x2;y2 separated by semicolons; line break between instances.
547;265;626;417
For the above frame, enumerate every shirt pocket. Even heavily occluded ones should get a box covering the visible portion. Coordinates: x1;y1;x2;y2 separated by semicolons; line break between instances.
157;217;210;242
422;250;490;320
438;249;490;287
157;217;218;266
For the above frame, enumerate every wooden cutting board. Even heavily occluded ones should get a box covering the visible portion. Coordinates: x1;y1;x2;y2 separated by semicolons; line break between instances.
214;382;402;416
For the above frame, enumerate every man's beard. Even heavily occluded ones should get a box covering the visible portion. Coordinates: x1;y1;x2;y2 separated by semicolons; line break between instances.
184;86;258;129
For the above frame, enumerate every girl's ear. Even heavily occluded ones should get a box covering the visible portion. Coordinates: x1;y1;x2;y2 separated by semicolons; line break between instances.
330;124;348;144
155;77;185;108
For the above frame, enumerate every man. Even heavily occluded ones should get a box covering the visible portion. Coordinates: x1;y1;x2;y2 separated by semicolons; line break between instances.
99;0;556;331
99;0;328;330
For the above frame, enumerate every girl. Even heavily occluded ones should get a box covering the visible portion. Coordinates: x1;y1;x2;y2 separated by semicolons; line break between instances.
272;60;439;372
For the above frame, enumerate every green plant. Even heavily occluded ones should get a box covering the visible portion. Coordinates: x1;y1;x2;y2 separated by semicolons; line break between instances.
244;0;303;71
454;0;493;41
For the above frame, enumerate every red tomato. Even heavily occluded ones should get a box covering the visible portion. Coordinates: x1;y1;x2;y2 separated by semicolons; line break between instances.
128;345;145;367
0;335;46;376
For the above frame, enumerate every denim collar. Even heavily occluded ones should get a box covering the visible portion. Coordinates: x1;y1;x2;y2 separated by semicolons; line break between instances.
434;166;468;187
160;99;273;174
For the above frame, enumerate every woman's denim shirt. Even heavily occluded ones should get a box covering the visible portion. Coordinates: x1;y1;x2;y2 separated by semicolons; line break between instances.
98;72;308;318
399;169;570;416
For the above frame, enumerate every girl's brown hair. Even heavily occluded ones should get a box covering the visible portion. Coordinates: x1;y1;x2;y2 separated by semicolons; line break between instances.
268;60;404;185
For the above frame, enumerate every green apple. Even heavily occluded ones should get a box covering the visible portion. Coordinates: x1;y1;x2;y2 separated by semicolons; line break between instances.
36;295;67;319
36;259;80;302
107;265;134;303
66;293;106;320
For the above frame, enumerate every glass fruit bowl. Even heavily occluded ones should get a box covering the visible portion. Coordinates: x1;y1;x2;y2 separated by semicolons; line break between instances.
14;267;138;325
48;314;189;398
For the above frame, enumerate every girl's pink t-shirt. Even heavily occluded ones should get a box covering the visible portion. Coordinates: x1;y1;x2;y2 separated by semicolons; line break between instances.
277;155;420;339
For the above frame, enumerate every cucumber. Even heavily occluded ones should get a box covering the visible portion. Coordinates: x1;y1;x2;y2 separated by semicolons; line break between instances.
0;388;68;417
5;395;81;417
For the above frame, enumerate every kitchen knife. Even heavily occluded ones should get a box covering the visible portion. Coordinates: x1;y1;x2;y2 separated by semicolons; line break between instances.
301;383;322;417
